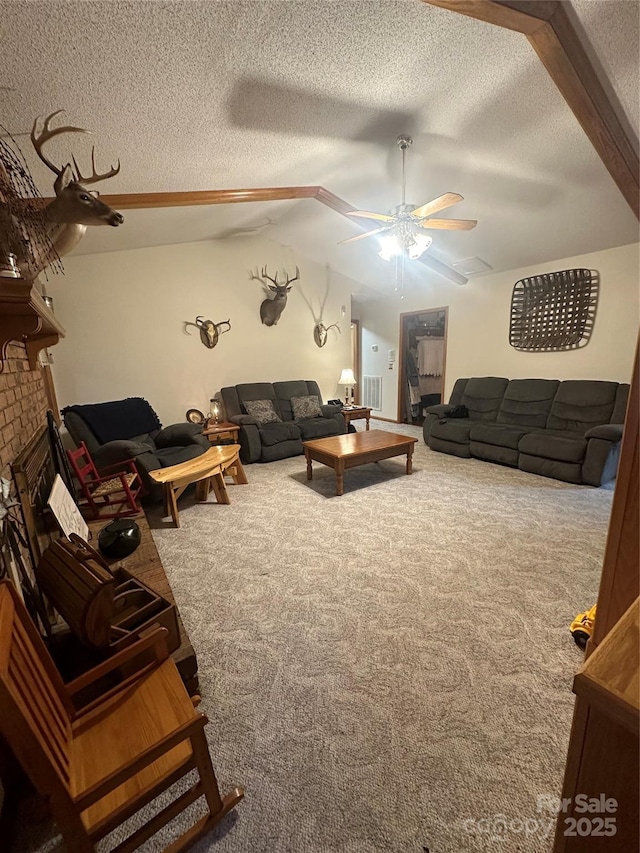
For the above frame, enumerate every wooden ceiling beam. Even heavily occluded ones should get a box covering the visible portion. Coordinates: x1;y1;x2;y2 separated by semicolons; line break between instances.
424;0;556;34
98;186;320;209
423;0;640;219
86;185;470;284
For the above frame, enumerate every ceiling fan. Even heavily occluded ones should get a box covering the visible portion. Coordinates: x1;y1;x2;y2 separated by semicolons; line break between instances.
339;135;477;260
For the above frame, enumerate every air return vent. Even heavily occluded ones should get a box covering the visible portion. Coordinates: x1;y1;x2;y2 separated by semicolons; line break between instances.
362;376;382;411
452;257;493;276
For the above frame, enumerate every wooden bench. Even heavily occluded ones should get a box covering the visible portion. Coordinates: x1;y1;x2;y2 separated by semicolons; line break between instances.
150;444;247;527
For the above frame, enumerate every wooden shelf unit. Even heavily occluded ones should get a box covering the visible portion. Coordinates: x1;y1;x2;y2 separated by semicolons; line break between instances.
0;277;65;371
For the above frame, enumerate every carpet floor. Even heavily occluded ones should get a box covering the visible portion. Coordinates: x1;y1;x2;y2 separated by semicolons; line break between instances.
11;422;612;853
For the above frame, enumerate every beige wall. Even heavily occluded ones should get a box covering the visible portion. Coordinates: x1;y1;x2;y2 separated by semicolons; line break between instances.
359;242;639;420
49;237;355;426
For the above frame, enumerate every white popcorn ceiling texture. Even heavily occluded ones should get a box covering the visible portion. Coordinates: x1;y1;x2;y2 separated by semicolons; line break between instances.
0;0;637;292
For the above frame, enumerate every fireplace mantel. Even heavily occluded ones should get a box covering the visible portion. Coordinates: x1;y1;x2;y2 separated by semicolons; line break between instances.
0;277;65;371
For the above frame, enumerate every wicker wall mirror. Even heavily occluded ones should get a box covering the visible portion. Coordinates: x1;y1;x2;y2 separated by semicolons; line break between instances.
509;268;599;352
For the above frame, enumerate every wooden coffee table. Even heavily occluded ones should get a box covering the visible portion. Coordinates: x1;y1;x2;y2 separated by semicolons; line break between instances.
303;429;418;496
149;444;247;527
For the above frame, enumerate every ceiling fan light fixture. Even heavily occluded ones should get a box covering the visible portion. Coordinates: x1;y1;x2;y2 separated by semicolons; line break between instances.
378;227;432;261
407;231;432;260
339;134;475;269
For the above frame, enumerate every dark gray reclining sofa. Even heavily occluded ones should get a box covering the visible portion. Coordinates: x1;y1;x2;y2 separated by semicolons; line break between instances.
423;377;629;485
221;380;346;463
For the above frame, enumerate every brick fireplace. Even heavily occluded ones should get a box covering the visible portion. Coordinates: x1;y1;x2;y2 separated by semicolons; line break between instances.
0;343;49;481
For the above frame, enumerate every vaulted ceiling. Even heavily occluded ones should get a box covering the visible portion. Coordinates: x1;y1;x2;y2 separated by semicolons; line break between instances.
1;0;638;296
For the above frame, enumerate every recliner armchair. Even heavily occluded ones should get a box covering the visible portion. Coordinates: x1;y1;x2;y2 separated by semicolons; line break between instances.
62;397;209;499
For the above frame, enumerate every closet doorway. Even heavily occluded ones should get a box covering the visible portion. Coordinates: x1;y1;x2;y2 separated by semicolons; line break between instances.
397;307;448;424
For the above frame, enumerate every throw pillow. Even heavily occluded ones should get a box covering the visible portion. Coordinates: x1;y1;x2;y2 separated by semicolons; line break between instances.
291;395;322;420
243;399;282;426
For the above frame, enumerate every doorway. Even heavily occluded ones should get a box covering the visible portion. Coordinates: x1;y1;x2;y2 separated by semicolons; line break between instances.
397;307;448;424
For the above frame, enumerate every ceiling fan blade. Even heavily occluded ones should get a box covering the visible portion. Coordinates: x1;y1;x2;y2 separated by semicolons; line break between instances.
418;218;478;231
338;225;395;245
346;210;396;223
410;192;463;219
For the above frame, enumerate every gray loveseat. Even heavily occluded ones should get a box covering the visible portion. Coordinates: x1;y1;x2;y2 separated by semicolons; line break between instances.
422;377;629;485
220;380;346;463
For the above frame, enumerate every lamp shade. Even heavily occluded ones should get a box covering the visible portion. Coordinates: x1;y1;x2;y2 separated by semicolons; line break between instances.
338;368;356;386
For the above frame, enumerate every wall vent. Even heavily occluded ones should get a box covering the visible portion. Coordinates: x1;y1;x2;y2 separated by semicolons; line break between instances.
362;375;382;411
452;256;493;276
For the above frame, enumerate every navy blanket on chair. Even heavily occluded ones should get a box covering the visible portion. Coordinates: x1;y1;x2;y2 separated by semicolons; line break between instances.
62;398;162;444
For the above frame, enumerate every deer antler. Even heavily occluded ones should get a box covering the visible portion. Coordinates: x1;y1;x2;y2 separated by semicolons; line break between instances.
32;110;120;184
71;146;121;185
261;266;279;286
284;266;300;286
31;110;91;176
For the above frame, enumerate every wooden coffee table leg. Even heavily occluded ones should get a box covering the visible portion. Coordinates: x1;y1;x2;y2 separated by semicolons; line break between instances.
195;477;209;501
406;444;414;475
231;456;248;485
335;460;345;496
306;450;313;481
167;484;180;528
211;471;231;505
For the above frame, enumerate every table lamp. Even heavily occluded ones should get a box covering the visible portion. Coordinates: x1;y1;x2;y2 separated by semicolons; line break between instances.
209;398;222;424
338;368;356;406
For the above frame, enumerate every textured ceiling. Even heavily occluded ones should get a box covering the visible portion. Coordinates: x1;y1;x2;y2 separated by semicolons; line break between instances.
0;0;638;295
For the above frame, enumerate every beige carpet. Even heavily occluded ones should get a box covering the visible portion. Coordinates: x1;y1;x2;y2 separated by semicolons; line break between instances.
12;422;612;852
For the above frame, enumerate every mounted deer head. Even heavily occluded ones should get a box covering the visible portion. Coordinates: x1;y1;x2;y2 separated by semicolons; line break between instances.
313;321;341;348
297;264;341;347
184;316;231;349
251;265;299;326
17;110;124;278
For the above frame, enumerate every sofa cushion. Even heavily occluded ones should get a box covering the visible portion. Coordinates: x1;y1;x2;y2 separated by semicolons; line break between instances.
243;399;282;426
470;423;532;451
261;438;303;462
258;421;301;446
460;377;509;422
518;430;587;463
546;380;618;433
470;441;519;467
295;417;341;439
291;395;322;420
496;379;560;428
519;454;582;484
430;419;475;445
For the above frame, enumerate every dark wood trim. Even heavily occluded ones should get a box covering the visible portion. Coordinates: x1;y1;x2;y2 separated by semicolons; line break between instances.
351;319;361;406
40;362;60;425
424;0;555;34
589;341;639;652
423;0;639;219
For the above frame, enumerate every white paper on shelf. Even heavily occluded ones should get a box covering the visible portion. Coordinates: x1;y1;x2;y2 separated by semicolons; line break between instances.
47;474;88;541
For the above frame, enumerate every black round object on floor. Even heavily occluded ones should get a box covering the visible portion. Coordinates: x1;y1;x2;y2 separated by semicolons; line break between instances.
98;519;141;559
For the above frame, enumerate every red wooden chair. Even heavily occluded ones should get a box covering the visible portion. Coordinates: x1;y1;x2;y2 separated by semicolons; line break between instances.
67;442;143;519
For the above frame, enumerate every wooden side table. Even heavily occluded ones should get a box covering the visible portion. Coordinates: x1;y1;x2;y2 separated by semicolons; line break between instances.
202;420;240;444
341;406;372;430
